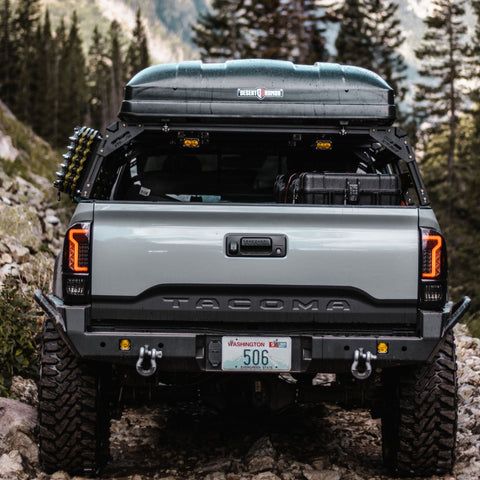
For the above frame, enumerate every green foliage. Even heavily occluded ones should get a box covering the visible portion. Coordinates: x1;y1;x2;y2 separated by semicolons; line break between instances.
420;116;480;332
0;278;40;396
415;0;470;220
0;1;151;143
414;1;478;336
126;8;150;79
335;0;373;67
56;12;88;146
193;0;330;63
0;104;58;179
193;0;250;61
87;26;111;130
334;0;407;102
466;313;480;338
0;0;14;106
10;0;41;124
108;19;125;120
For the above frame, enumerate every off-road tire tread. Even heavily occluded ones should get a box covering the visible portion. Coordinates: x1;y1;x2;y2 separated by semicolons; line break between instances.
382;330;457;476
38;320;110;475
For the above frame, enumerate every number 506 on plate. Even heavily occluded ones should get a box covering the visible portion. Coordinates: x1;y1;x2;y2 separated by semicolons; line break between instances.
221;336;292;372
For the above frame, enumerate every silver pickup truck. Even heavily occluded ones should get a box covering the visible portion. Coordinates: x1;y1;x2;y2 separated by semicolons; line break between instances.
35;60;470;477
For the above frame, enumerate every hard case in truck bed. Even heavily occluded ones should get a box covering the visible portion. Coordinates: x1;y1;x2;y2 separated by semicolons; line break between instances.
284;173;401;205
120;59;396;126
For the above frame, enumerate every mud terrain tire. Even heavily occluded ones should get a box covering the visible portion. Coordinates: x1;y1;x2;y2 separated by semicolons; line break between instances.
381;330;457;476
38;319;111;475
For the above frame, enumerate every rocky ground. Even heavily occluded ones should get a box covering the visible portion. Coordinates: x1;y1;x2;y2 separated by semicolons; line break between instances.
0;324;478;480
0;100;68;291
0;170;65;289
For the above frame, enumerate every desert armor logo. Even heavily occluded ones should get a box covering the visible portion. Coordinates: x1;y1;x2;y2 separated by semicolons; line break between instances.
237;88;284;100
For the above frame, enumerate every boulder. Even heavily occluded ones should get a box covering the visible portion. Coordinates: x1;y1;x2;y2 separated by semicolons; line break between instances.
0;204;43;251
0;398;38;466
0;450;25;479
246;436;276;473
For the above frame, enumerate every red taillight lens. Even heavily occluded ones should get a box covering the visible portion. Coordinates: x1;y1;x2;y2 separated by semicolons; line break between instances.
68;227;90;273
63;222;91;304
421;229;443;279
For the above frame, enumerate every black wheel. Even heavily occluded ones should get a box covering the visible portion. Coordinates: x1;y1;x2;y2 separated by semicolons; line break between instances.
381;330;457;477
38;319;111;475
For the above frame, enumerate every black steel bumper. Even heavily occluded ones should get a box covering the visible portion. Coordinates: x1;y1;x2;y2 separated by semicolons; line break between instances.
34;290;471;373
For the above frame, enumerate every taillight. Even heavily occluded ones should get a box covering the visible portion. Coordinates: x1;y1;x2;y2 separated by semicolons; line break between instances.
68;227;90;272
419;228;447;309
63;222;91;303
421;230;443;279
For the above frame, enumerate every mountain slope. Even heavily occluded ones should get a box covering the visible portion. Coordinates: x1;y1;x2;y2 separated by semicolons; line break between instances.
40;0;198;63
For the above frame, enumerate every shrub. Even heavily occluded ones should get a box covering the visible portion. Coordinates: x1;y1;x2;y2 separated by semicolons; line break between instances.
0;277;40;395
465;312;480;339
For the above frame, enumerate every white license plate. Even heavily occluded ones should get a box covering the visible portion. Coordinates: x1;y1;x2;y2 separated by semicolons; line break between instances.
221;336;292;372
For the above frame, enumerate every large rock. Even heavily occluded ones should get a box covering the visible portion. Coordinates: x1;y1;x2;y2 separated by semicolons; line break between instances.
0;398;38;466
0;130;19;162
0;204;43;251
0;450;27;479
246;436;276;473
303;470;342;480
10;376;38;407
252;472;282;480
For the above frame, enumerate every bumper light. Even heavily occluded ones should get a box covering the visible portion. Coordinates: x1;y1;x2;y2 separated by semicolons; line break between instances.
377;342;389;354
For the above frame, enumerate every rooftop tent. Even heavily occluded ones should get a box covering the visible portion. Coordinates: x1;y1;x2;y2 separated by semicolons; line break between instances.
120;59;396;126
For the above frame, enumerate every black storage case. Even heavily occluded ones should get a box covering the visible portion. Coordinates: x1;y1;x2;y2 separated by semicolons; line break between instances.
120;59;396;126
276;173;401;206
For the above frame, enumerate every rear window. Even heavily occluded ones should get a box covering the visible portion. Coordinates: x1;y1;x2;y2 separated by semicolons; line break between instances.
105;132;417;205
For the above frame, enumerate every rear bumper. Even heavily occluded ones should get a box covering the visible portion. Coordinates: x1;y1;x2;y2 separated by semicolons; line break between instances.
35;291;470;373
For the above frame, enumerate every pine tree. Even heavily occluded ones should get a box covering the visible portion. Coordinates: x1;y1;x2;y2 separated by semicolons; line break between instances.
366;0;407;101
333;0;406;103
335;0;373;68
193;0;248;61
302;0;329;63
193;0;330;63
470;0;480;130
415;0;470;219
56;12;87;146
125;8;150;79
243;0;290;60
108;20;125;121
52;18;66;146
11;0;41;123
0;0;14;105
284;0;329;63
87;26;111;130
32;10;56;140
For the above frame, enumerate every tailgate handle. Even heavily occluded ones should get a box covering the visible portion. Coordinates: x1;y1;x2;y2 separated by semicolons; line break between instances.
226;234;286;257
241;237;272;252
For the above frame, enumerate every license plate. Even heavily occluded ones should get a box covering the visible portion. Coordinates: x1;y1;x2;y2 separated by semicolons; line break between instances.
221;336;292;372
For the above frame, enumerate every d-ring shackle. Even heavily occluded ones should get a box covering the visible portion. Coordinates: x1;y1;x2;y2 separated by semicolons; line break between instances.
351;348;377;380
136;345;163;377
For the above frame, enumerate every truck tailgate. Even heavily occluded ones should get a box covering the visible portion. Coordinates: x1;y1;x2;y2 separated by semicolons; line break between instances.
91;203;419;301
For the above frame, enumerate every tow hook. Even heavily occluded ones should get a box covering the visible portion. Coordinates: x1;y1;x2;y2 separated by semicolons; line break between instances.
351;348;377;380
136;345;163;377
